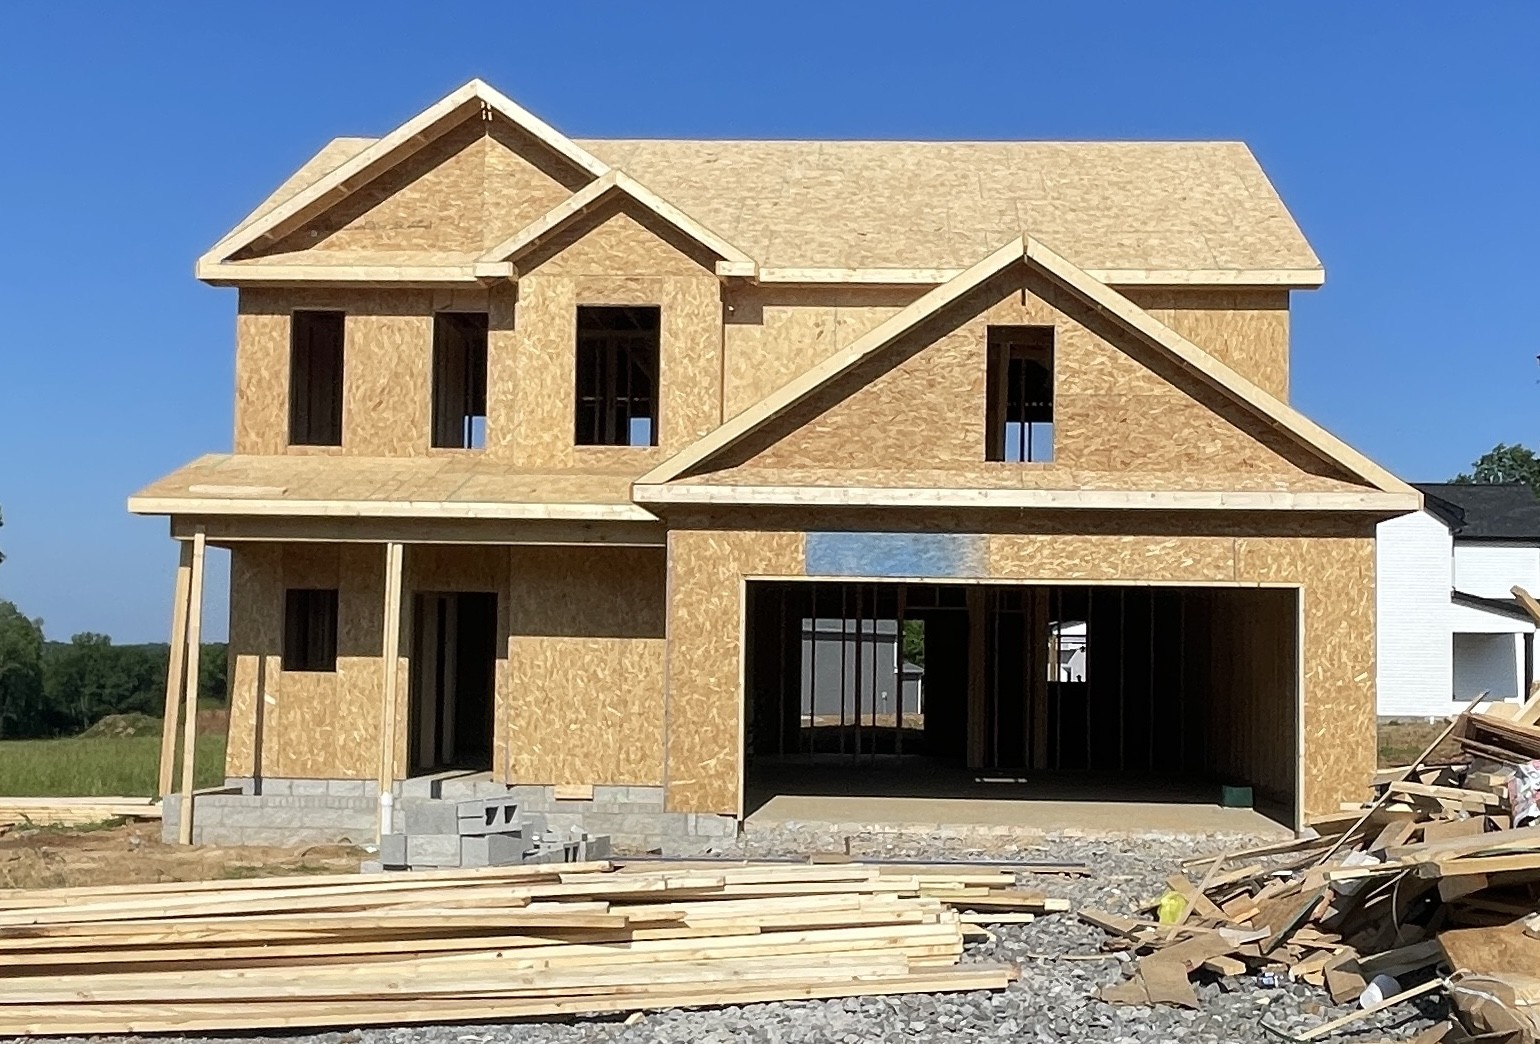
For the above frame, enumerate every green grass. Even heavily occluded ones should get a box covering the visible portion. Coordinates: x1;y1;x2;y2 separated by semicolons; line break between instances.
0;733;227;797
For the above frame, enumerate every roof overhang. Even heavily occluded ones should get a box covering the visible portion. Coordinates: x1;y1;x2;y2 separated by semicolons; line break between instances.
195;261;515;288
743;266;1324;289
632;483;1421;513
128;493;654;523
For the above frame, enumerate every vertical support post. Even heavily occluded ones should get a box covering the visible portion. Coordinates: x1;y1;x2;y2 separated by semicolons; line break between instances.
894;585;906;757
157;541;193;798
377;541;405;839
1031;586;1050;770
176;527;207;845
966;585;986;769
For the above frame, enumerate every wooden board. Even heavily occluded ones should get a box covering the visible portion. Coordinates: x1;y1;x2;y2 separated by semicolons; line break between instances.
1122;288;1290;400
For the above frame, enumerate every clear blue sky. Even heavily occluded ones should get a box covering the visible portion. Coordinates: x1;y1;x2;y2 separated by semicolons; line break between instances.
0;3;1536;643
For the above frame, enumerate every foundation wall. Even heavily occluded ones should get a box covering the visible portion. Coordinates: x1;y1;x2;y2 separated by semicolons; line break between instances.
663;513;1375;821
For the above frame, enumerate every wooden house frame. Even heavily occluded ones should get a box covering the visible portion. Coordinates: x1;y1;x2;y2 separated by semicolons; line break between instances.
134;80;1416;846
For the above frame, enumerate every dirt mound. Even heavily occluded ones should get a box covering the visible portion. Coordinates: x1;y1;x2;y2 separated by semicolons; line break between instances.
78;714;161;739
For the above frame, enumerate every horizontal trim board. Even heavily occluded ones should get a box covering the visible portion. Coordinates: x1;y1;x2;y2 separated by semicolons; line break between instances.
633;483;1421;513
169;515;666;547
750;266;1325;288
197;262;512;287
746;573;1303;590
130;496;656;522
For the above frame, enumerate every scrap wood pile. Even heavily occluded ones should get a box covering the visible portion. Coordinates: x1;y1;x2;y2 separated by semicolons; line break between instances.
1081;695;1540;1042
0;797;161;831
0;859;1068;1036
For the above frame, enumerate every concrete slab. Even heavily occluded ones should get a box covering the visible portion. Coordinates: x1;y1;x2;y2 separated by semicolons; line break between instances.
743;793;1290;838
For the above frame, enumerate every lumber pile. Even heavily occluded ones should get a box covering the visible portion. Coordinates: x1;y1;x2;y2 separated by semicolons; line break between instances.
1081;698;1540;1041
0;796;161;828
0;860;1063;1035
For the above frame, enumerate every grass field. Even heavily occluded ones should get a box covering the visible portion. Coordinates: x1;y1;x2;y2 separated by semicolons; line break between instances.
0;733;226;797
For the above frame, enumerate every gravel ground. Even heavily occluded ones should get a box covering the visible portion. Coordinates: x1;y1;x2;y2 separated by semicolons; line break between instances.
17;828;1451;1044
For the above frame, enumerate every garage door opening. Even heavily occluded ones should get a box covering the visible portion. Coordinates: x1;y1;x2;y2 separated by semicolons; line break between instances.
744;581;1299;828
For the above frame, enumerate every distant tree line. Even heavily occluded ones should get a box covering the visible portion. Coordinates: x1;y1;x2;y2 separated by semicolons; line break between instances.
0;600;227;740
1452;443;1540;491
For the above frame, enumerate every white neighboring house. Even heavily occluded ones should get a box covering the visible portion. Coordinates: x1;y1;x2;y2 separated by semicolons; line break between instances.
1377;483;1540;717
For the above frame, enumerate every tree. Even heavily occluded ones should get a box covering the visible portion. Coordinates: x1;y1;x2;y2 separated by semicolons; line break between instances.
42;633;161;734
1453;443;1540;492
0;505;6;566
0;601;45;738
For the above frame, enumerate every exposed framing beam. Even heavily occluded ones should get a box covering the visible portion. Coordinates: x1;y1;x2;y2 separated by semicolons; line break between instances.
747;266;1324;288
176;527;207;845
157;541;193;798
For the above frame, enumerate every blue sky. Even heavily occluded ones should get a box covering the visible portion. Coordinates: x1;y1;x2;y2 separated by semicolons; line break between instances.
0;3;1535;643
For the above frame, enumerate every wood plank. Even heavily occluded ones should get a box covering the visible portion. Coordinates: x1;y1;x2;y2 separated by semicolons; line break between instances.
177;527;206;845
157;540;193;798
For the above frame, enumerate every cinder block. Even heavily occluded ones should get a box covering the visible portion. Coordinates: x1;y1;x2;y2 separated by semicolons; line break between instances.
287;779;330;796
359;860;385;874
457;797;519;835
405;833;461;867
579;834;612;860
402;800;459;835
326;779;369;797
461;833;530;868
378;833;407;867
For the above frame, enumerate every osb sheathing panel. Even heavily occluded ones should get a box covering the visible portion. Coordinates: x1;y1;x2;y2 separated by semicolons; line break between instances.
721;285;922;419
504;546;668;786
1123;288;1291;400
255;117;586;258
224;542;390;781
236;287;496;456
711;269;1356;491
499;204;724;471
664;530;805;813
662;512;1371;819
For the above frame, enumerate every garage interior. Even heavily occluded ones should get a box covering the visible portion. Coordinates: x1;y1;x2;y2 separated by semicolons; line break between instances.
744;580;1300;828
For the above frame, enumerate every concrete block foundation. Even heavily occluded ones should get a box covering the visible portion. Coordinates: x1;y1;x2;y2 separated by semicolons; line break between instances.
164;776;738;853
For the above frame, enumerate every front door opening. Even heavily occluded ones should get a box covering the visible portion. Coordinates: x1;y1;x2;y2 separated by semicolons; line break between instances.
409;591;497;773
745;581;1299;827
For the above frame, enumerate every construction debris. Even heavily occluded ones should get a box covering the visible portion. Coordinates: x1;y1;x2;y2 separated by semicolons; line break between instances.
0;797;162;829
376;795;609;870
0;859;1068;1035
1082;695;1540;1042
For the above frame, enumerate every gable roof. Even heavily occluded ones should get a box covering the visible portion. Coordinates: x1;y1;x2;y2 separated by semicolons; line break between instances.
634;235;1415;505
477;169;756;271
200;84;1324;287
197;80;611;275
1415;482;1540;541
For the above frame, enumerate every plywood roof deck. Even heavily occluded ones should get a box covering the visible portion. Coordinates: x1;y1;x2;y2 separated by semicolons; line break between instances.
129;454;652;521
211;125;1322;284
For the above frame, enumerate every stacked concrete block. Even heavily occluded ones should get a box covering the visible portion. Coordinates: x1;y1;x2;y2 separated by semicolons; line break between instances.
379;794;606;871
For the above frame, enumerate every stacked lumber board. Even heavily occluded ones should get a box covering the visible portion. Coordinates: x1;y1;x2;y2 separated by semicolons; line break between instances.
0;860;1060;1035
0;796;161;827
1080;701;1540;1039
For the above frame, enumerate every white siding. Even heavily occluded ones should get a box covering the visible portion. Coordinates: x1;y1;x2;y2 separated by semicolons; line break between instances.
1376;511;1454;716
1453;632;1525;700
1453;542;1540;599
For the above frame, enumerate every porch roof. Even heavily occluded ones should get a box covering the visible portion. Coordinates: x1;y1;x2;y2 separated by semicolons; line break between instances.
127;454;654;522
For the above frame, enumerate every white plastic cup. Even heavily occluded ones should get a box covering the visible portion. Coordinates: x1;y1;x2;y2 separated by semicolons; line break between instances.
1358;974;1400;1008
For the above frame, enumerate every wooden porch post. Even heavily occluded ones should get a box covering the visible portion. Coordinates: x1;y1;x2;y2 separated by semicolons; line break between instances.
177;527;207;845
377;541;405;838
157;541;193;798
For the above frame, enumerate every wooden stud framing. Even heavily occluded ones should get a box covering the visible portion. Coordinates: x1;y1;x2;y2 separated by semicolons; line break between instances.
177;527;207;845
157;541;193;799
377;542;406;813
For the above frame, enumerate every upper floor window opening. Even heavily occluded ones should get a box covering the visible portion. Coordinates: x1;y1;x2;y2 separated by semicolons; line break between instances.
431;312;489;449
985;325;1054;463
575;305;660;447
283;587;339;672
289;310;345;446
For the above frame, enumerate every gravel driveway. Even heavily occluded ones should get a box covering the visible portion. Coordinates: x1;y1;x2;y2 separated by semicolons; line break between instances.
21;828;1450;1044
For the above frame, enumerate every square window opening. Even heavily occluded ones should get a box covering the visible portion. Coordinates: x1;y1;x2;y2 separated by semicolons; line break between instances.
986;326;1054;463
283;588;339;672
575;305;659;447
431;312;489;449
289;310;345;446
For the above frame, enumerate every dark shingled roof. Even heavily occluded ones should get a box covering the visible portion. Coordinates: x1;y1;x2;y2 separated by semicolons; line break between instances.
1413;482;1540;542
